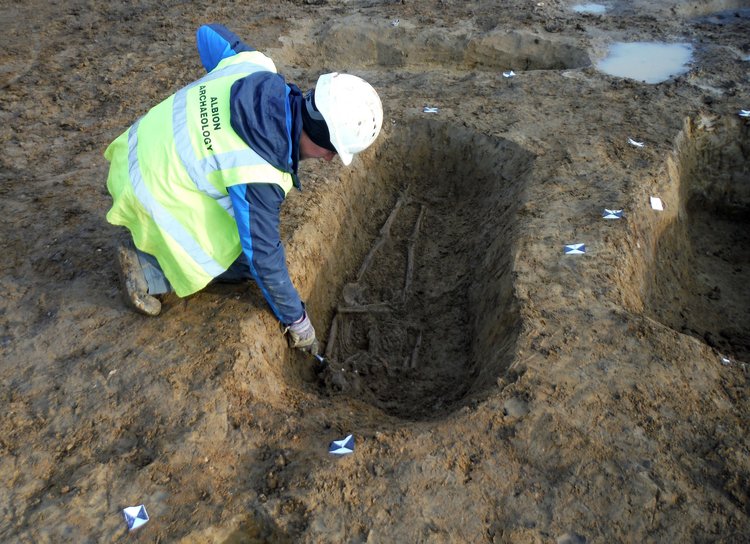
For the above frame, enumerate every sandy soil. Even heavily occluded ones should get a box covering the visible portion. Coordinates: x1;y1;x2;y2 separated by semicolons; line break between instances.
1;0;749;542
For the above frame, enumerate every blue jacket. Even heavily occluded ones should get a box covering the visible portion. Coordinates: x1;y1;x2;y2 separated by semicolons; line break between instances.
197;24;304;325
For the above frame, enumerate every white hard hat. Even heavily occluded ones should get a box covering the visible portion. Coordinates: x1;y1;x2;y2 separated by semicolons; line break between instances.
313;73;383;166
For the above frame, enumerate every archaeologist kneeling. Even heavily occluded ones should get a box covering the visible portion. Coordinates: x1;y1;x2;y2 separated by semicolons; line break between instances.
104;24;383;355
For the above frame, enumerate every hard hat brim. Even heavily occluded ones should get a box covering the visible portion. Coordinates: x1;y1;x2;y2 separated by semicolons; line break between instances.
338;150;353;166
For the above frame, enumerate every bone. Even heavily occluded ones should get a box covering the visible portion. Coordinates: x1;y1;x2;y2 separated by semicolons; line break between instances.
403;205;426;301
409;331;423;369
356;195;406;282
337;303;393;314
324;313;339;360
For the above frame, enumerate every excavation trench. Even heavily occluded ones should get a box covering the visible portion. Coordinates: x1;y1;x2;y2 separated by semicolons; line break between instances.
311;120;534;420
276;15;590;72
645;116;750;361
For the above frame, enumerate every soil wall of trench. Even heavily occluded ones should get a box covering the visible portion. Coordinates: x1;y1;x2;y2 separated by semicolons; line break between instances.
242;120;535;421
614;116;750;362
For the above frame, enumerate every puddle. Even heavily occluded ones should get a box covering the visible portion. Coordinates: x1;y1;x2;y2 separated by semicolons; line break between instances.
596;42;693;83
572;3;607;15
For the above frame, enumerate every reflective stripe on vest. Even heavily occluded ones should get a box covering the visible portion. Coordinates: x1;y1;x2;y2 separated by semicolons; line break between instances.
127;117;227;278
170;57;293;215
107;51;294;296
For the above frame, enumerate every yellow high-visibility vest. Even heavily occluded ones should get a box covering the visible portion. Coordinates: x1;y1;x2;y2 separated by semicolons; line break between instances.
105;52;294;296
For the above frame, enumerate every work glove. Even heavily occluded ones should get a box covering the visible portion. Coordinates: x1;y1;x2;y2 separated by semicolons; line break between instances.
285;312;319;356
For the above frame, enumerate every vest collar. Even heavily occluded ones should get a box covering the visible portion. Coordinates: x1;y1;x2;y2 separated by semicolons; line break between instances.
229;73;304;190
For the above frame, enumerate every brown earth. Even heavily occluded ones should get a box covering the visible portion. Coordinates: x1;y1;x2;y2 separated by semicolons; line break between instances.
1;0;750;542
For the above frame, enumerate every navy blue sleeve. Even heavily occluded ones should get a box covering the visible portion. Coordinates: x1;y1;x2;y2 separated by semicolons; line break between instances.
196;24;255;72
227;183;304;325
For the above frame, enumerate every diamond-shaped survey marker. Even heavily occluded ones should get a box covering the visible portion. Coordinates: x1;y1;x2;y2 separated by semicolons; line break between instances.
329;434;355;455
122;505;149;531
627;137;645;148
650;196;664;211
602;209;623;219
564;244;586;255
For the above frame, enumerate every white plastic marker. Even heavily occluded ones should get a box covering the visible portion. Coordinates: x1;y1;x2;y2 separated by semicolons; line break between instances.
628;138;645;148
423;106;439;113
503;70;516;78
602;209;623;219
739;109;750;118
329;434;355;455
123;505;149;531
650;196;664;211
564;243;586;255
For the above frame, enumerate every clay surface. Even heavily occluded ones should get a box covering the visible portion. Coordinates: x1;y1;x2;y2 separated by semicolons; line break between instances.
1;1;749;542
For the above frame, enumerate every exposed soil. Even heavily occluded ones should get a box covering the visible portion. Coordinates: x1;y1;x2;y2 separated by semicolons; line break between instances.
1;1;749;542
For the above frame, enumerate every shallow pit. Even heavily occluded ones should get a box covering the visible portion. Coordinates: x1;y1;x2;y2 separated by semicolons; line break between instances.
318;120;534;420
285;15;590;72
645;116;750;361
669;0;750;17
694;6;750;24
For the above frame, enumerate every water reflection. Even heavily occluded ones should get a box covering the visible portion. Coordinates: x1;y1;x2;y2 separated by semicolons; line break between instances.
572;3;607;15
596;42;693;83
